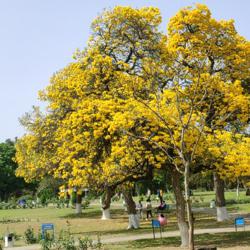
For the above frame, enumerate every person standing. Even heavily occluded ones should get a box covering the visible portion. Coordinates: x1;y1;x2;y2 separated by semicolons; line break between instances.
146;198;152;220
137;200;143;219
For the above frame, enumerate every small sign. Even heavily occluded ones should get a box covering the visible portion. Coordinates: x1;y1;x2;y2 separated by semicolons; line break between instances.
235;217;245;231
41;223;54;239
151;219;162;239
235;217;244;225
152;219;161;228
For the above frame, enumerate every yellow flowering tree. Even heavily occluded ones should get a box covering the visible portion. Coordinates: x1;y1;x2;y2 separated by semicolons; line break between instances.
15;5;249;250
166;3;249;226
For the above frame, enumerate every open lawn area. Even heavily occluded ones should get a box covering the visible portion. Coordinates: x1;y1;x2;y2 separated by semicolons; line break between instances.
0;191;250;248
106;231;250;249
0;204;237;240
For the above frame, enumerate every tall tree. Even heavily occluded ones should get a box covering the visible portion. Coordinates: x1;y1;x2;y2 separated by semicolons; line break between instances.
0;139;35;201
15;5;249;250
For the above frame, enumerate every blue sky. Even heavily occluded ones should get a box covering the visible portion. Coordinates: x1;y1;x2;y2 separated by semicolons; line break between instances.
0;0;249;142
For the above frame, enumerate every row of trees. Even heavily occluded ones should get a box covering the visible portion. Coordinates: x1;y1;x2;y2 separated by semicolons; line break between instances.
15;4;249;250
0;139;64;205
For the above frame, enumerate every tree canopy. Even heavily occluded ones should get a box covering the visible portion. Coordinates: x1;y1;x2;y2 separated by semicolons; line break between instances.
15;4;249;249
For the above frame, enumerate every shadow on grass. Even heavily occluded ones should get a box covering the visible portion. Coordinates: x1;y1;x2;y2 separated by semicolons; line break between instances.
195;232;250;248
194;218;234;229
60;208;127;220
72;224;155;237
121;236;180;249
115;231;250;249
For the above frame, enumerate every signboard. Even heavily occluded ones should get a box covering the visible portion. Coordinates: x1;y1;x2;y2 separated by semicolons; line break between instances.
235;217;245;231
41;223;54;239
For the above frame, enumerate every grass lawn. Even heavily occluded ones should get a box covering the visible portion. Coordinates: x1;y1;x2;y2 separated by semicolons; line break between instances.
0;190;249;247
106;231;250;250
193;190;241;202
0;205;234;240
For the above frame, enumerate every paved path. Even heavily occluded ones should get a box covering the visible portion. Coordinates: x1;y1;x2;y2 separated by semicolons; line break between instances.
4;225;250;250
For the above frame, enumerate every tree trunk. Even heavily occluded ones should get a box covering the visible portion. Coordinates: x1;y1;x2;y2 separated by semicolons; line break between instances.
101;187;115;220
214;173;229;221
76;193;82;214
122;190;140;229
184;162;194;250
236;178;240;200
172;168;189;247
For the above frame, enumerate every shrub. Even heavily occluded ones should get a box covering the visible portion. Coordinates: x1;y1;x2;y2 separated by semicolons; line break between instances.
24;226;37;244
111;194;120;202
12;232;20;241
138;196;144;202
78;235;103;250
0;237;3;250
54;229;76;250
82;199;90;209
40;231;54;250
40;238;54;250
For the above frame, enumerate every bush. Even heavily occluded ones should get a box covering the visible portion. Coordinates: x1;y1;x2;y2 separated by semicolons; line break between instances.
78;235;103;250
55;229;76;250
226;198;250;205
111;194;120;202
138;196;144;202
0;237;3;250
36;177;63;207
38;228;103;250
0;201;18;209
40;237;54;250
24;227;37;244
82;199;90;209
11;232;20;241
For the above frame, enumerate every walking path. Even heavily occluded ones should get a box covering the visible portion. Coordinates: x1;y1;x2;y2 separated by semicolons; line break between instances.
4;225;250;250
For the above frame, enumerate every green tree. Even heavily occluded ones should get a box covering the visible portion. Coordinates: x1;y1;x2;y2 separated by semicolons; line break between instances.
0;139;35;201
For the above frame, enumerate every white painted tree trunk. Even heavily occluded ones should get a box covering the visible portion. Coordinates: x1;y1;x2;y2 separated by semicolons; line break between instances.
178;222;189;247
214;173;228;222
216;206;229;221
172;168;189;248
75;203;82;214
100;187;114;220
127;214;140;229
236;178;240;200
101;208;111;220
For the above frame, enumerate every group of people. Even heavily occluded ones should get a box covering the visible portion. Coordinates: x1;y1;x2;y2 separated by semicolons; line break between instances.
136;198;168;225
